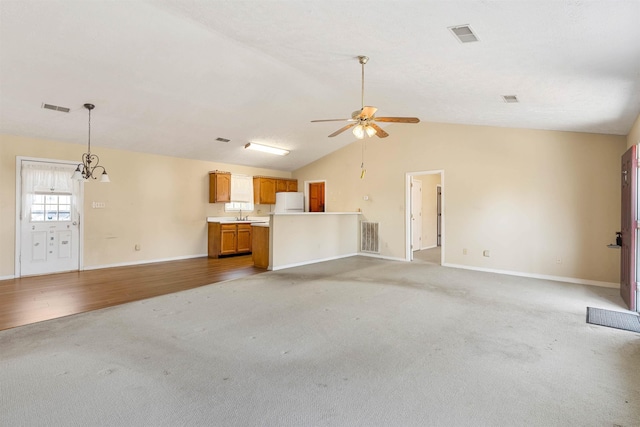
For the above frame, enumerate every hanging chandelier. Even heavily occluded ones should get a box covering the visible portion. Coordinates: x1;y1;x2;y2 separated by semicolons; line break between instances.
72;103;110;182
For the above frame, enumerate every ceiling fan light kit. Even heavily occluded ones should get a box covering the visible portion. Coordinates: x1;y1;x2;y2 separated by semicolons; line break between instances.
311;55;420;139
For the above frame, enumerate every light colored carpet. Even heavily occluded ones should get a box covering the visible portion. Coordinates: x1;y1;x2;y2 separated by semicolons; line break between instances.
413;246;441;264
1;257;638;426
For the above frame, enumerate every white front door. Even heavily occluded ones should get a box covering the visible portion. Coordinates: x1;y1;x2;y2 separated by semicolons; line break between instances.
19;160;81;276
411;178;422;252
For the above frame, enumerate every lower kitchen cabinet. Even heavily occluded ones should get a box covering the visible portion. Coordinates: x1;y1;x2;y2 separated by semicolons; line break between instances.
208;222;252;258
251;225;269;269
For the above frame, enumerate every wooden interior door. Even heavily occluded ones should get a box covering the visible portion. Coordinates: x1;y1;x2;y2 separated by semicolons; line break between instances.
620;145;637;311
309;182;325;212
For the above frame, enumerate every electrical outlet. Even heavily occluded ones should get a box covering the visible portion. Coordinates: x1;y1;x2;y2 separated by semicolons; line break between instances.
483;250;490;257
463;248;468;255
135;244;141;251
556;257;562;264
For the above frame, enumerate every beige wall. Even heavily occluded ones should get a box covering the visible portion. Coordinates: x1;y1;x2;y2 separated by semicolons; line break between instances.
293;122;626;284
627;113;640;149
0;134;290;277
270;213;360;270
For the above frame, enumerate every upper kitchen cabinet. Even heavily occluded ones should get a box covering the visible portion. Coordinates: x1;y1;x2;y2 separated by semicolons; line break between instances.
209;171;231;203
286;179;298;192
277;179;298;192
253;177;277;204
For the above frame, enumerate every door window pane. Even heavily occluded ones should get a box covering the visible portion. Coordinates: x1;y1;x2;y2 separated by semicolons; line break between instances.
31;193;72;222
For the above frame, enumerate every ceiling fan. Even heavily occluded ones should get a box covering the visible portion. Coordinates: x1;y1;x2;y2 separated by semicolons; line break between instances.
311;55;420;139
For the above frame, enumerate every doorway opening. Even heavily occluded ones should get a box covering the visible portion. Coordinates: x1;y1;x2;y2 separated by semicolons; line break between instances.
15;157;83;277
305;180;326;212
405;170;444;264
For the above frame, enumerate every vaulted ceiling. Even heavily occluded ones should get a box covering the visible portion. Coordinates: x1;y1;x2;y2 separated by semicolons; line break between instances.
1;1;639;171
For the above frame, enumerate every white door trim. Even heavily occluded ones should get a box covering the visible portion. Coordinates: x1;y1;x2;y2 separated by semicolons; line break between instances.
303;179;327;213
15;156;84;278
411;177;422;257
405;170;444;264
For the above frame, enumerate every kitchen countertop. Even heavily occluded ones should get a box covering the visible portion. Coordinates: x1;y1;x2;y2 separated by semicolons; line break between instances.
269;212;361;216
207;216;269;224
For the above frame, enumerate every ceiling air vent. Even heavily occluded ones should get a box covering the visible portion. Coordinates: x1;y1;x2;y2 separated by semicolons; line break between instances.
502;95;519;103
449;25;479;43
215;137;231;143
41;103;70;113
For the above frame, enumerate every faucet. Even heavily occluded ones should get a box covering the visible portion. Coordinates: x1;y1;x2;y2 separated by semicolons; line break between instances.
236;209;249;221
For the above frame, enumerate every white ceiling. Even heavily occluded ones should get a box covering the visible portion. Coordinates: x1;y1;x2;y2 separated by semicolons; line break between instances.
1;0;639;171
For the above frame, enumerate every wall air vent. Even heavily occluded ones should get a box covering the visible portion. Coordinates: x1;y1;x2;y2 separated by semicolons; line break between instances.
215;137;231;143
41;103;70;113
449;25;479;43
502;95;519;103
361;221;380;253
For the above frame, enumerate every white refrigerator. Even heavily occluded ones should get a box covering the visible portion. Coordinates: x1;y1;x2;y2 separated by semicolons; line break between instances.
275;192;304;213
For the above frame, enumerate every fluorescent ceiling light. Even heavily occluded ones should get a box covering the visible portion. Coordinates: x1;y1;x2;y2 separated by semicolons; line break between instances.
244;142;289;156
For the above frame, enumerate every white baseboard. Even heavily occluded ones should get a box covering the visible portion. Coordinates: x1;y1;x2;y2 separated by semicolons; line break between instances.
442;263;619;289
358;252;407;262
84;253;208;271
0;275;16;281
419;245;438;251
270;253;359;271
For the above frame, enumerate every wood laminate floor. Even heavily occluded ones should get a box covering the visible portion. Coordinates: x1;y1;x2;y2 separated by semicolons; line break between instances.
0;255;263;331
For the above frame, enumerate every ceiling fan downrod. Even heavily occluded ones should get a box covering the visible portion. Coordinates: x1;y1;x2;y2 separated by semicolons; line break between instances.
358;55;369;110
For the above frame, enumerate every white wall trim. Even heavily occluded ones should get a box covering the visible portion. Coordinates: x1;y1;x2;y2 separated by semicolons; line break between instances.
443;262;619;289
0;275;16;281
84;253;208;271
358;252;407;262
270;252;358;271
420;245;438;251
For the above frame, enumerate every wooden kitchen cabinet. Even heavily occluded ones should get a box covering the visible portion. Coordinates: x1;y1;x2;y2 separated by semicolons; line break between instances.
252;225;269;269
276;179;288;193
208;222;252;258
209;171;231;203
277;178;298;193
236;224;252;253
286;179;298;192
253;177;277;204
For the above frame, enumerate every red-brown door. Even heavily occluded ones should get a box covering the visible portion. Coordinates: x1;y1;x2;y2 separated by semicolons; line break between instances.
620;145;637;311
309;182;325;212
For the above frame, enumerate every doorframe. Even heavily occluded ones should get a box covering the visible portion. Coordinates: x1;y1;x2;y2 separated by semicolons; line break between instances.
15;156;85;278
436;184;442;247
410;177;423;252
405;170;444;263
303;179;327;213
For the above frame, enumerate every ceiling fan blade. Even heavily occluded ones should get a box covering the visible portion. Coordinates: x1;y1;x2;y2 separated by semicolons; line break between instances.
358;106;378;119
369;123;389;138
328;123;357;137
311;118;355;122
374;117;420;123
